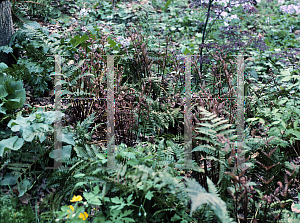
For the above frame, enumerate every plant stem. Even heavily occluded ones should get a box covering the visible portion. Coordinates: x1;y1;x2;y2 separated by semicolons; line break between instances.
199;0;213;75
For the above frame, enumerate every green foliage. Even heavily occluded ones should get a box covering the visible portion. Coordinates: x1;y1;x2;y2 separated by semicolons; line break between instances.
47;135;202;222
0;108;74;201
280;211;300;223
0;108;57;157
193;106;236;190
12;0;62;24
0;71;26;116
0;192;36;223
185;177;234;223
139;96;182;137
6;22;62;96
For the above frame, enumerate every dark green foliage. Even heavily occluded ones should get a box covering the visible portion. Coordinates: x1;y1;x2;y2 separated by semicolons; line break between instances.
0;71;26;116
5;22;61;96
0;192;36;223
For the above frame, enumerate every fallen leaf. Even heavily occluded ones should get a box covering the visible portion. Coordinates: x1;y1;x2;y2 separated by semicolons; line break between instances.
291;203;300;214
19;193;31;205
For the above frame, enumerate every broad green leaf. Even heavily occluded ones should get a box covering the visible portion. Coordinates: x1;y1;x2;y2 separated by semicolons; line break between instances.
49;145;72;161
0;173;19;186
5;88;26;110
0;136;24;157
145;191;154;200
259;118;265;125
265;38;271;46
0;102;7;114
108;37;118;48
96;153;106;160
0;85;8;98
293;120;298;129
0;46;13;54
22;125;36;142
271;120;281;125
74;173;86;178
0;62;8;70
280;69;291;76
70;35;89;48
111;197;123;204
17;179;31;197
292;130;300;139
280;75;292;82
281;120;286;129
127;159;139;166
183;47;192;55
246;118;259;122
93;185;100;194
62;132;75;146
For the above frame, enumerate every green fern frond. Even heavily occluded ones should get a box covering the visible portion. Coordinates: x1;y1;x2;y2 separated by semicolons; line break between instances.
185;177;234;223
192;145;217;155
194;106;235;188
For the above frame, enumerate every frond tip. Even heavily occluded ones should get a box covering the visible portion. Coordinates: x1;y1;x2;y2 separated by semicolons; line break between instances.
185;177;234;223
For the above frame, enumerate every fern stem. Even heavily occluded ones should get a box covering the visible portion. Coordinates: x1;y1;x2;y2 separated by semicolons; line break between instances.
244;187;248;223
203;155;208;191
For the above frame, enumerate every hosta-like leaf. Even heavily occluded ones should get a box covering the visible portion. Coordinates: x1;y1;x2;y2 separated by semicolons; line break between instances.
49;145;72;161
0;136;24;157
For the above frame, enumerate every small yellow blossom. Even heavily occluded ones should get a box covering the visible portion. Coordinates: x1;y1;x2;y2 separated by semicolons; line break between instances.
79;212;88;221
67;205;74;218
70;195;83;202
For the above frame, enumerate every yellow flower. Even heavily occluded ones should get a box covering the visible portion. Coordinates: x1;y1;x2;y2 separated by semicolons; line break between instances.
67;205;74;218
70;195;83;202
79;212;88;221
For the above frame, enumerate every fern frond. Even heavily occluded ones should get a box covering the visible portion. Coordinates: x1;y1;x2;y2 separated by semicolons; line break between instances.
192;145;217;155
185;177;234;223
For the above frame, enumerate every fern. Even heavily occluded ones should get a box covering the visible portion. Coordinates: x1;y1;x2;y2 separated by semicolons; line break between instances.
185;177;234;223
139;97;182;136
193;106;236;186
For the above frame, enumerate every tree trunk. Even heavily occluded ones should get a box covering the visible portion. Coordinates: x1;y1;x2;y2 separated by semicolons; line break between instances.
0;1;16;67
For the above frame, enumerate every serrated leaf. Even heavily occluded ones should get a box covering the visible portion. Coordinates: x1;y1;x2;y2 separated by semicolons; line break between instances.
145;191;154;201
83;192;102;205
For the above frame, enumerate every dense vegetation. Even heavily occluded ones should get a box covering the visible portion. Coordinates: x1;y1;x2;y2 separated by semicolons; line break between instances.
0;0;300;222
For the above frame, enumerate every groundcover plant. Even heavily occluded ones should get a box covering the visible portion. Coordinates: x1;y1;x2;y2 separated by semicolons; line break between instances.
0;0;300;222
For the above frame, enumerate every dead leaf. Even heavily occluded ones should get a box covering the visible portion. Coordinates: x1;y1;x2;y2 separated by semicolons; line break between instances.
19;193;31;205
257;33;264;38
291;203;300;213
